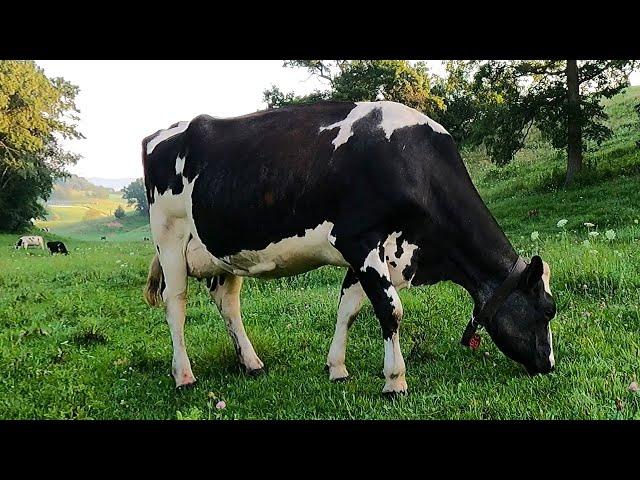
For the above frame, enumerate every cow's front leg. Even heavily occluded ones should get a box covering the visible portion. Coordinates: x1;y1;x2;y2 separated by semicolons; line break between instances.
337;237;407;395
326;269;365;381
158;240;195;388
209;274;265;375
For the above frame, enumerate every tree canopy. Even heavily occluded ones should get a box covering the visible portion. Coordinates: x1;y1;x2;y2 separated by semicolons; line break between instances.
264;60;445;116
0;60;83;231
434;60;637;184
122;178;149;216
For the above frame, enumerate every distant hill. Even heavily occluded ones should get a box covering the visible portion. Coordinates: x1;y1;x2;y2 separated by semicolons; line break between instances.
88;177;137;191
50;174;114;202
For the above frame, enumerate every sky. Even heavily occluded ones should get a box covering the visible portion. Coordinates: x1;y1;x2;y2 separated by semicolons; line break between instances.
36;61;640;180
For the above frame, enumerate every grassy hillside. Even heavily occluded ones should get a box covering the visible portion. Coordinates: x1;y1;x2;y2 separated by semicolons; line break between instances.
37;191;143;240
0;87;638;419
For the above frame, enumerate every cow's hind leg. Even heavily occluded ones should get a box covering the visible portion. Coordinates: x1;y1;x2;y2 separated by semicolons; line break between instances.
208;274;265;375
155;224;195;388
336;235;407;395
326;268;365;381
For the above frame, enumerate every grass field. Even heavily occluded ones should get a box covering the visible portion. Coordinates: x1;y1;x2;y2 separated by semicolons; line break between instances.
38;193;140;240
1;88;639;419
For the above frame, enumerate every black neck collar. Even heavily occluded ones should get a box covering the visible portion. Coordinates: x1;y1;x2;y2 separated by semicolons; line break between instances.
461;256;527;347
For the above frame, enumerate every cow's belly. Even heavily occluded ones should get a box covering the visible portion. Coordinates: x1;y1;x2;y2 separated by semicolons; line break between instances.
187;221;350;279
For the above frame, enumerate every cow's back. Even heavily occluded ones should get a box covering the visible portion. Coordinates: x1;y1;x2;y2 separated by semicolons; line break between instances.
144;101;451;263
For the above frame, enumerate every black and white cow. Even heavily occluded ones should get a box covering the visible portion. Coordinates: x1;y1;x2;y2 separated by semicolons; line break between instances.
143;101;557;394
15;236;46;250
47;241;69;255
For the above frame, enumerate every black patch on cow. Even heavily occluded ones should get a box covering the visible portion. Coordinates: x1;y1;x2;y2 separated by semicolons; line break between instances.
395;236;404;258
390;261;397;268
141;127;187;204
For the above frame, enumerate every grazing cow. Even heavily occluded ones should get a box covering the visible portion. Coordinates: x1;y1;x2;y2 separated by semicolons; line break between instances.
101;236;107;241
15;236;45;250
143;101;556;394
47;241;69;255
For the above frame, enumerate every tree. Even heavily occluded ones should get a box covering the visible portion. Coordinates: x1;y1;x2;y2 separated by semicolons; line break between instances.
0;61;82;231
264;60;445;116
122;178;149;216
114;205;125;219
635;101;640;148
438;60;637;185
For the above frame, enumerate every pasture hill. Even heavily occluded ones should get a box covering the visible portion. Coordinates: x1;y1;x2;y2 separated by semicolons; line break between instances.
0;87;638;419
39;175;149;241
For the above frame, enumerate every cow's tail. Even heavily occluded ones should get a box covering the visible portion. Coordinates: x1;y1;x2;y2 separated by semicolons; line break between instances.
144;254;164;307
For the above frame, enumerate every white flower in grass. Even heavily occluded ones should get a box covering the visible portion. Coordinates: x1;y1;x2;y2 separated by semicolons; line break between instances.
582;239;590;247
584;222;595;228
588;231;599;237
605;229;616;240
557;219;568;228
530;231;539;241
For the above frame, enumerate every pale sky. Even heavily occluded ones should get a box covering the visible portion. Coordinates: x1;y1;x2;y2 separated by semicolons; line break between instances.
36;60;640;180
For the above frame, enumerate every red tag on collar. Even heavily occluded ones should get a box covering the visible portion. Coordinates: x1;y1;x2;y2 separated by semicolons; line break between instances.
469;334;481;350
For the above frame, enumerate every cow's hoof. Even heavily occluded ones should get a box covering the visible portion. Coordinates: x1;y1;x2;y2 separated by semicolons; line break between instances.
382;376;408;397
382;389;408;399
246;366;267;377
332;375;350;383
328;364;350;382
175;378;197;390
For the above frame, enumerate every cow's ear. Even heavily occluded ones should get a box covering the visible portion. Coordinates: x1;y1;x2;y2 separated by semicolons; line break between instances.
520;255;544;290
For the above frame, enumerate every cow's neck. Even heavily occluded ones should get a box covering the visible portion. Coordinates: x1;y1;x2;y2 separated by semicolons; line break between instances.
433;167;519;308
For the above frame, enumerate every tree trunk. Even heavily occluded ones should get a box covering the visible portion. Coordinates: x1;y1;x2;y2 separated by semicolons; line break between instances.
565;59;583;186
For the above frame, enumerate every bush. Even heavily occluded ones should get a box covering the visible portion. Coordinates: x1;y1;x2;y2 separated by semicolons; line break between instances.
114;205;126;219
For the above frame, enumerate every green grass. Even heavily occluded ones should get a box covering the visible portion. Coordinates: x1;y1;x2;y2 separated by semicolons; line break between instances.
38;192;138;239
1;88;639;419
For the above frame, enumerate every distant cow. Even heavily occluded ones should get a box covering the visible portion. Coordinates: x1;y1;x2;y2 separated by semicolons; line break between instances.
15;236;45;250
101;236;107;241
143;237;150;241
47;241;69;255
41;227;50;233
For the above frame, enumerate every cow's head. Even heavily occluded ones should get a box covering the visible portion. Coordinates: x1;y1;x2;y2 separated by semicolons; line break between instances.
485;256;556;375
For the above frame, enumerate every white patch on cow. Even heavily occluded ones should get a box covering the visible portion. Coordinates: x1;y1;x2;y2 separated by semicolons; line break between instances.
175;156;186;175
320;101;449;150
542;260;552;294
382;334;407;394
146;121;190;155
361;243;388;278
548;325;555;368
383;231;419;289
327;281;366;380
186;219;349;280
384;286;403;319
